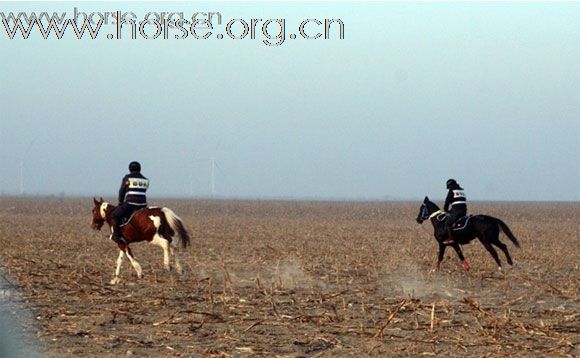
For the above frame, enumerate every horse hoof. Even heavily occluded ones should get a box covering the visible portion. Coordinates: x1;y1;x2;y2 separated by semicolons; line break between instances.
110;277;120;285
461;261;470;270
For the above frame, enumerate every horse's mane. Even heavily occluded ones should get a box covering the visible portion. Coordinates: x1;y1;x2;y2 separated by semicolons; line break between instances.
426;200;441;212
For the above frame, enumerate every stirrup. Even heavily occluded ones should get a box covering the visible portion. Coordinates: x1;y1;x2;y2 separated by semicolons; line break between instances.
110;234;127;245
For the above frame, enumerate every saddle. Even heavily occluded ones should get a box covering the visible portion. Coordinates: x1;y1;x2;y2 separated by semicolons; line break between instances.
451;215;472;231
120;207;147;227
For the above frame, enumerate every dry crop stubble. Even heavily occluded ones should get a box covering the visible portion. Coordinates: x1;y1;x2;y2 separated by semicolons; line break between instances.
0;198;577;356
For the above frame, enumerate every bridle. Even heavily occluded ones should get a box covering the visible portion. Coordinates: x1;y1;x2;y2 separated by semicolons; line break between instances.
420;203;444;221
99;202;109;219
92;202;109;230
420;204;430;220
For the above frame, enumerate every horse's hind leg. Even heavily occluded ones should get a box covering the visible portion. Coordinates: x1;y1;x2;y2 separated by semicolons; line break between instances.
150;234;171;271
161;238;171;271
110;250;125;285
481;240;503;271
169;239;183;275
125;247;143;279
161;239;171;272
170;244;183;275
492;239;514;266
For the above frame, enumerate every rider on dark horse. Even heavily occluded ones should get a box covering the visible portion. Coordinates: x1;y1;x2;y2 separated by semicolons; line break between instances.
442;178;467;245
110;161;149;245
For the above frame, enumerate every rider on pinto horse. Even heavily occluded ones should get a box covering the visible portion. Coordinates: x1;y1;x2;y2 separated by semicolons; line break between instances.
110;161;149;245
442;178;467;245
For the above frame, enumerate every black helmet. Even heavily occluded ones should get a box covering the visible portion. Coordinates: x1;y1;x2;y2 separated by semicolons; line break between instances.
446;178;457;189
129;161;141;173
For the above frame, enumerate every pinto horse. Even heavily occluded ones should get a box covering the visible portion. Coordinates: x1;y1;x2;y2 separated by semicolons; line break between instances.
416;196;520;272
91;197;190;284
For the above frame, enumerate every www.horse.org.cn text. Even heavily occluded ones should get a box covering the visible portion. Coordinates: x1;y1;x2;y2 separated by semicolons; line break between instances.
0;9;345;46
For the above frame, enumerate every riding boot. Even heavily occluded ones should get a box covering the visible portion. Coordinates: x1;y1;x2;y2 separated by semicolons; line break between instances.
110;219;127;245
443;223;455;245
443;230;454;244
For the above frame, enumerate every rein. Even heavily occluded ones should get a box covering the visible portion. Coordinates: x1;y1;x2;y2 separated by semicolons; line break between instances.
429;210;444;219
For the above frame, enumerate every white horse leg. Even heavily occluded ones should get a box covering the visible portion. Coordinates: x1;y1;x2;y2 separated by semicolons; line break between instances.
170;244;183;275
110;250;125;285
125;248;143;279
160;238;171;271
151;234;171;271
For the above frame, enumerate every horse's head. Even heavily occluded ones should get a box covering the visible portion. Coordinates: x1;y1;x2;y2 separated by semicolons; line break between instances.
416;196;440;224
91;197;107;230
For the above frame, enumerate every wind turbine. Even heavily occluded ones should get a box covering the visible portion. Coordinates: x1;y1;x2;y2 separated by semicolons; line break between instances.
209;154;226;197
20;139;36;196
190;154;198;198
208;141;224;197
190;144;225;198
210;156;216;196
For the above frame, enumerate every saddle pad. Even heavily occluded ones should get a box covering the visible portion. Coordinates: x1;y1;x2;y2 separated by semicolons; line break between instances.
452;215;473;231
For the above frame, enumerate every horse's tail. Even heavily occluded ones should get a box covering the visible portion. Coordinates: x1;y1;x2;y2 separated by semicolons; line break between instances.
495;218;520;248
162;208;190;249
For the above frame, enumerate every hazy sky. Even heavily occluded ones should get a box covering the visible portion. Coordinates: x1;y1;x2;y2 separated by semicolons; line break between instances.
1;2;579;201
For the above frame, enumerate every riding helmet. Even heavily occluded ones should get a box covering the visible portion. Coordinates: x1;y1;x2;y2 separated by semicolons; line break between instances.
129;161;141;173
446;178;457;189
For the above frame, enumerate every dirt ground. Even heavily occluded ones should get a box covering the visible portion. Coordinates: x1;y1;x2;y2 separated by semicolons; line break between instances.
0;197;578;357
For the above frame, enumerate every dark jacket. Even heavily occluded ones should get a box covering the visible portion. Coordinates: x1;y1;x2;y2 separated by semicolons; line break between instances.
118;172;149;205
444;184;467;212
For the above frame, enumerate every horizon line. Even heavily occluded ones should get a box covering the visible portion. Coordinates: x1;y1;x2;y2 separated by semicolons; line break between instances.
1;193;577;204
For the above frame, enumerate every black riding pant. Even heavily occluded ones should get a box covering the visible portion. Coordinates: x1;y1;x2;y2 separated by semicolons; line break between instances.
445;206;467;231
111;203;146;226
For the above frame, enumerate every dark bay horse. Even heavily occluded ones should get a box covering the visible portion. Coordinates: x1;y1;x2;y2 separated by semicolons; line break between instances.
416;196;520;272
91;197;190;284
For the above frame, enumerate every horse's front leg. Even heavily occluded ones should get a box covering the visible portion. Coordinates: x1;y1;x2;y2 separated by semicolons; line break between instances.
433;243;446;272
125;246;143;279
110;250;125;285
450;243;470;270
